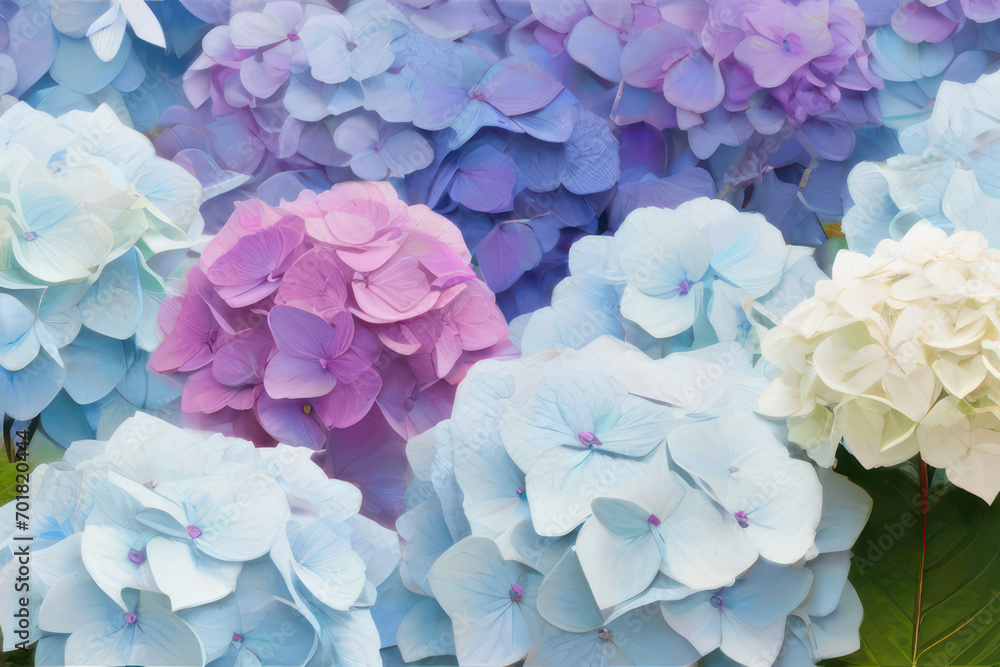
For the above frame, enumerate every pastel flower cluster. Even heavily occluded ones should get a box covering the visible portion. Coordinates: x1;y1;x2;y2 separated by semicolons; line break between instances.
0;0;57;98
0;413;397;666
844;69;1000;254
380;336;872;666
760;223;1000;502
151;181;509;461
870;0;1000;44
516;198;826;357
0;102;202;439
526;0;882;160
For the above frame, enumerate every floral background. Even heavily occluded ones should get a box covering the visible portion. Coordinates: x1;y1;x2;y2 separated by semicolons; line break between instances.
2;0;1000;665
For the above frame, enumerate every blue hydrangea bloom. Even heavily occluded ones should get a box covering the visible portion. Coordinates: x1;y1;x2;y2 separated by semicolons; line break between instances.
0;413;398;666
377;336;873;666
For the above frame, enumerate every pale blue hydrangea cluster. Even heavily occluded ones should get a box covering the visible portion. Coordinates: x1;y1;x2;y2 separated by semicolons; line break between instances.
376;336;872;667
844;68;1000;254
0;102;206;443
0;412;398;666
513;198;829;359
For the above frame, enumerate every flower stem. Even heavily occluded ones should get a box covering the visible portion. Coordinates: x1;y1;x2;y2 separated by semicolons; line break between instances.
912;455;929;666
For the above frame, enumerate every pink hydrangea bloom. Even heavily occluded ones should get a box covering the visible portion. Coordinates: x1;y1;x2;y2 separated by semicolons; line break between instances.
153;182;513;521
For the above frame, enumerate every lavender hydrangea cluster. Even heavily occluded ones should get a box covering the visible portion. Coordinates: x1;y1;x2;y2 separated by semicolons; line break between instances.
170;0;888;315
377;336;871;666
524;0;882;161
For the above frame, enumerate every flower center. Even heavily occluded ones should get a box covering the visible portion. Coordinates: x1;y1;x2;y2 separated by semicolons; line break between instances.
125;613;138;624
128;548;146;565
577;431;602;448
516;487;526;499
254;49;265;63
20;231;37;241
598;627;613;642
287;30;299;41
782;38;792;52
733;511;749;528
143;481;158;490
710;588;725;608
509;583;524;603
647;513;661;527
302;403;312;415
232;632;244;643
728;466;740;473
187;525;203;539
319;358;329;370
678;279;692;296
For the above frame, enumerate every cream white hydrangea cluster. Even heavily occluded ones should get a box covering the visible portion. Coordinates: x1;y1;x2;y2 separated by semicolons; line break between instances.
760;223;1000;502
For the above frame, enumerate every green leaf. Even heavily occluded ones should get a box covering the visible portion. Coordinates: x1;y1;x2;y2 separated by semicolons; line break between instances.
0;631;33;667
0;461;27;508
823;450;1000;667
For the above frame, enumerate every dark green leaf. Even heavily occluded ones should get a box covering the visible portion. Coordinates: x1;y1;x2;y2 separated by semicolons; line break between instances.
824;450;1000;667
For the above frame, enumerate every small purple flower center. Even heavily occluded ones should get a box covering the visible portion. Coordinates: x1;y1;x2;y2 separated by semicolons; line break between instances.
598;627;613;642
728;466;740;473
302;403;312;415
782;38;792;52
20;231;37;241
125;613;138;624
734;511;749;528
128;548;146;565
143;480;158;490
710;591;725;609
232;632;244;643
678;279;692;296
187;525;203;539
516;488;526;499
577;431;602;448
287;30;299;41
509;583;524;602
647;513;661;527
254;49;265;63
319;358;329;370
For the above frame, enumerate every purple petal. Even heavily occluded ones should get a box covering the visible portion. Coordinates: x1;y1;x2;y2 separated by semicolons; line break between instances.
475;221;542;292
206;221;304;307
470;54;564;117
263;350;337;399
314;367;382;429
211;329;273;387
256;392;327;449
267;304;351;360
449;145;518;213
274;249;349;321
566;16;624;82
182;367;246;414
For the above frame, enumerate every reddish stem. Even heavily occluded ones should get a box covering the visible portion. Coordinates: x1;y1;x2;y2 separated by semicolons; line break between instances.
912;456;929;664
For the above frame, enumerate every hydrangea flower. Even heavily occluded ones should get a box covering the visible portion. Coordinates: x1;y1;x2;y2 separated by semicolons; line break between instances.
514;197;827;358
0;0;58;97
844;68;1000;254
517;0;883;161
378;335;872;666
0;413;396;665
760;223;1000;502
151;181;511;521
0;102;202;442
